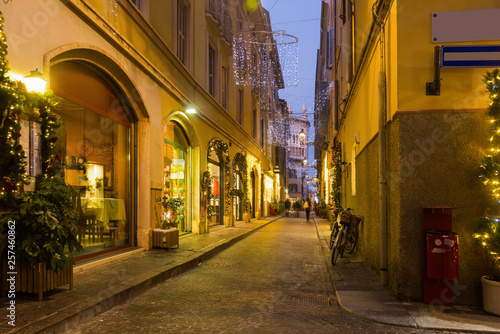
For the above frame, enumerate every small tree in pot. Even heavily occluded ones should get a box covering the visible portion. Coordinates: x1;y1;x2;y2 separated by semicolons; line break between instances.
476;69;500;315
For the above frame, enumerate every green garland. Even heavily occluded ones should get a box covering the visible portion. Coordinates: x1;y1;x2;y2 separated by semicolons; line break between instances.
329;143;342;208
0;12;28;208
476;69;500;268
207;139;232;214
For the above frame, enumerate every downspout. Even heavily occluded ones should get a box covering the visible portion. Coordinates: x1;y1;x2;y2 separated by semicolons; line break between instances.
374;1;388;286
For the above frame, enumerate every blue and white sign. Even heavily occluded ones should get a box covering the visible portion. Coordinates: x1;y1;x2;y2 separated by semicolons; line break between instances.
441;45;500;68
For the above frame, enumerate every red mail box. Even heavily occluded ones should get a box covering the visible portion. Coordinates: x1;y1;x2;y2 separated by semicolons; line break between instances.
426;231;458;281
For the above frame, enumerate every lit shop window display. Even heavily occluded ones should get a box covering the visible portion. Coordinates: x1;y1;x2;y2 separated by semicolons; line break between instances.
50;61;132;259
163;121;189;232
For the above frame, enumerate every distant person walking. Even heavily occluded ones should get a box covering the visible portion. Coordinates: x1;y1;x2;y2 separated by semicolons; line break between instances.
304;198;311;221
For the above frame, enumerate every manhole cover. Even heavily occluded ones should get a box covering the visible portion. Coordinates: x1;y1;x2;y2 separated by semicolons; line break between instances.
291;296;331;306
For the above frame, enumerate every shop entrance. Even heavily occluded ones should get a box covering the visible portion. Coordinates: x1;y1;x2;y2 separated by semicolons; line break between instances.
163;121;190;232
208;151;223;226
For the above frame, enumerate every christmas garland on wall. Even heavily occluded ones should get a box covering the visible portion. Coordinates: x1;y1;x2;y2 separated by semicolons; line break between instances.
329;143;342;208
476;69;500;268
0;12;27;207
207;139;232;215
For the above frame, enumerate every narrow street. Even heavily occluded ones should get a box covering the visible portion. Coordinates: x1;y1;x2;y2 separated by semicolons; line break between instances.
67;218;452;334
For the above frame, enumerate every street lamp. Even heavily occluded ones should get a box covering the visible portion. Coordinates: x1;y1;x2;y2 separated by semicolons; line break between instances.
298;128;328;149
22;68;47;94
303;157;308;166
299;128;307;143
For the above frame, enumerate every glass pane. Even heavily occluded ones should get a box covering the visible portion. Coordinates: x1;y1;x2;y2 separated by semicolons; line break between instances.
55;97;130;257
163;121;188;232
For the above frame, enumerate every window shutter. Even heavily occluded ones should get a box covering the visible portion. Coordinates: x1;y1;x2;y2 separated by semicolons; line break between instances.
327;27;334;69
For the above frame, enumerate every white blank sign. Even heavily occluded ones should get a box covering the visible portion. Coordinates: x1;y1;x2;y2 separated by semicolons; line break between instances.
432;8;500;43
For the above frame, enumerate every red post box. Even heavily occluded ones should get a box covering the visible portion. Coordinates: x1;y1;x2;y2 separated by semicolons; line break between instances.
423;207;458;306
426;231;458;280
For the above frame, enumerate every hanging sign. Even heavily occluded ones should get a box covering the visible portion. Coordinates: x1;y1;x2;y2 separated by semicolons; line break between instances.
441;45;500;68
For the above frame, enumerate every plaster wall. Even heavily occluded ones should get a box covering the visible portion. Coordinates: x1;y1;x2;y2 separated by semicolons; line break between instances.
352;110;495;304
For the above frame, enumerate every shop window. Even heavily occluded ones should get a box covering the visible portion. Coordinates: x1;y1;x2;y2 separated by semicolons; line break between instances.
54;97;131;257
163;121;189;232
51;61;132;259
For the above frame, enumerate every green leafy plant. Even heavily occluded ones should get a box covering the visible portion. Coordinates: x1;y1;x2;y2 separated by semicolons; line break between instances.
157;195;184;229
1;178;83;271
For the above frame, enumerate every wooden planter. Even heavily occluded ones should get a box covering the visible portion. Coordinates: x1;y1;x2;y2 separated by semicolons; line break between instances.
152;228;179;249
1;258;73;301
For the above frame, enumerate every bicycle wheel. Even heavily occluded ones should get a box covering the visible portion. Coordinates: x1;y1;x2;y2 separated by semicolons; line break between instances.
329;223;339;249
331;231;344;265
344;226;358;254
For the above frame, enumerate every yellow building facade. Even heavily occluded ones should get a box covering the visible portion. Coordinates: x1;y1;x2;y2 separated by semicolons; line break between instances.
324;0;500;304
3;0;282;260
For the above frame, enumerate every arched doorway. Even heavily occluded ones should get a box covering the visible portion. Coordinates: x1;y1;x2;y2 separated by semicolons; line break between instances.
50;60;135;259
163;121;190;232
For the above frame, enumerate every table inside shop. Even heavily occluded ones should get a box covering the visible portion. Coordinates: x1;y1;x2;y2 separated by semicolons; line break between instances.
81;198;127;241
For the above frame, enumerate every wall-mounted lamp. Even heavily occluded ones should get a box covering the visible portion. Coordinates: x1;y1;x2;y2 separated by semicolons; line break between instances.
303;157;308;166
185;108;197;114
273;164;281;174
23;68;47;94
299;128;306;143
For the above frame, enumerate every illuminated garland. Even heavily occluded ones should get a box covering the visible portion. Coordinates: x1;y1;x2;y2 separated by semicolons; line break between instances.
0;12;28;207
476;69;500;268
329;143;342;208
208;139;231;214
233;31;298;91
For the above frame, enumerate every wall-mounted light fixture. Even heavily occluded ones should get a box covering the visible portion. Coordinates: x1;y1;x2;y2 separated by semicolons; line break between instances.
22;68;47;94
185;108;197;114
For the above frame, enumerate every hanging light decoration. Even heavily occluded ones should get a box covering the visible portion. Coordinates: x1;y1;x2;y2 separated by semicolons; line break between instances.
233;30;298;91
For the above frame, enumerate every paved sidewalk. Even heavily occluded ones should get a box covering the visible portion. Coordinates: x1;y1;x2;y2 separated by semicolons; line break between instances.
0;217;279;334
314;216;500;333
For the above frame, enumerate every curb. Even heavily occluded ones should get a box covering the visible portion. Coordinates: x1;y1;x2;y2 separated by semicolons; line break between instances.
14;217;281;334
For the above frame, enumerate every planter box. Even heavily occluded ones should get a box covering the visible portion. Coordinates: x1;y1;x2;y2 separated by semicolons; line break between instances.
152;229;179;249
481;275;500;316
1;259;73;301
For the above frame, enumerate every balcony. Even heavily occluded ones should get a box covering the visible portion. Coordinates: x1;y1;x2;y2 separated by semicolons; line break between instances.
207;0;232;46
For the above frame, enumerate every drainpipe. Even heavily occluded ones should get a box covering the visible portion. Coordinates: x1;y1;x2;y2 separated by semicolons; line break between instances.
374;1;388;286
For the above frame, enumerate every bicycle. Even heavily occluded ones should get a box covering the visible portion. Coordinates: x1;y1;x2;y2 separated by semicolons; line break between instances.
331;209;363;265
328;207;343;249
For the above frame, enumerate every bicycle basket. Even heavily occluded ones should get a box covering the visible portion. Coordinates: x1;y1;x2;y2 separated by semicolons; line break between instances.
349;214;363;228
339;211;350;223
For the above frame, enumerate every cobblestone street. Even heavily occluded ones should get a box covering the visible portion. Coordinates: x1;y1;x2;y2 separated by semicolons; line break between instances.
66;218;458;334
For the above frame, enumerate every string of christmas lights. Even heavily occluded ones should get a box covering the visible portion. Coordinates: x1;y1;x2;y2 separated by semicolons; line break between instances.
476;69;500;267
233;30;298;91
0;12;28;206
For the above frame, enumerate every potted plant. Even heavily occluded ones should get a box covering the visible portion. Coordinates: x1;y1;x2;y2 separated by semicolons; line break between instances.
476;69;500;315
153;196;183;249
1;177;83;300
